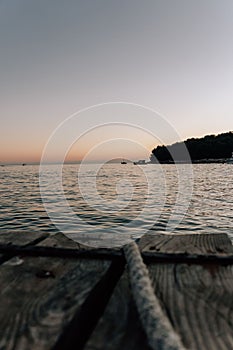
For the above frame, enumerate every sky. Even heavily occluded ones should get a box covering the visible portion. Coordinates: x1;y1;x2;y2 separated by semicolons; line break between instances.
1;0;233;163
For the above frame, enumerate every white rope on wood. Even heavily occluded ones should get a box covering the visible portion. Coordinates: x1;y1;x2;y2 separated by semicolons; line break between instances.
123;241;186;350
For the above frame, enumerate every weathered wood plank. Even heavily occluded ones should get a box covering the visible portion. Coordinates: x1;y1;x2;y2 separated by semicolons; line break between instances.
141;234;233;350
0;233;123;350
0;244;124;261
148;263;233;350
139;233;233;255
0;231;48;246
0;231;48;265
64;232;130;248
84;270;151;350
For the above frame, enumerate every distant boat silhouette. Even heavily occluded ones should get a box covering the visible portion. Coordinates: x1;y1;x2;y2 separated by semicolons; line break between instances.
22;163;26;166
227;152;233;164
133;160;147;165
121;159;127;164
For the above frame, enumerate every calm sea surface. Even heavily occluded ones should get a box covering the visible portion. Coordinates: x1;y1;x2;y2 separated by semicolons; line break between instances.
0;164;232;246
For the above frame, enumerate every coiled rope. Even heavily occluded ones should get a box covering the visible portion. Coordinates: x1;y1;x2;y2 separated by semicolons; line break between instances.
123;241;186;350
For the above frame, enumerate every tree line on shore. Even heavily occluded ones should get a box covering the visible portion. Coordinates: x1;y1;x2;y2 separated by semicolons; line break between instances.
151;131;233;163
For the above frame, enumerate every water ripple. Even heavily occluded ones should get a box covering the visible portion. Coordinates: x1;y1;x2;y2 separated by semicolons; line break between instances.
0;164;232;243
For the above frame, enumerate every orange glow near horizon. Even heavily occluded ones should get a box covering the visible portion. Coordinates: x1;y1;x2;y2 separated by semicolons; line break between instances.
1;124;159;164
2;121;231;164
65;124;158;163
0;145;43;164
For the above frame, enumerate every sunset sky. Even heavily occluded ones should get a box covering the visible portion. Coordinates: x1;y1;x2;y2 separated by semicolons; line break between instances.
1;0;233;163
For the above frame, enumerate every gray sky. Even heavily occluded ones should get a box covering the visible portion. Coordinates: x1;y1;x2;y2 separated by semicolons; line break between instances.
1;0;233;162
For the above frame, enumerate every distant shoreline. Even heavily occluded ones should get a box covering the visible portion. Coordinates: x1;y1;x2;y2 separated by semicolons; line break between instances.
0;159;232;167
150;158;230;164
151;131;233;163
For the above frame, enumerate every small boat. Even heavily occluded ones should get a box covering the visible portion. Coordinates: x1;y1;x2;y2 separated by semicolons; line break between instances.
227;152;233;164
121;159;127;164
133;160;147;165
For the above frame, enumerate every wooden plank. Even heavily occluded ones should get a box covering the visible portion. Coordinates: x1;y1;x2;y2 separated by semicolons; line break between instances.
0;231;48;246
148;263;233;350
0;233;124;350
37;232;121;255
84;270;150;350
140;234;233;350
139;233;233;255
0;232;123;264
0;231;48;265
64;232;130;248
0;244;124;261
36;232;92;249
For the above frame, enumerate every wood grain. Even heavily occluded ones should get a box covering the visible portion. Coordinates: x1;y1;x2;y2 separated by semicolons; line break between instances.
0;233;112;350
139;233;233;255
84;270;151;350
0;231;48;246
0;231;48;264
1;231;233;350
141;234;233;350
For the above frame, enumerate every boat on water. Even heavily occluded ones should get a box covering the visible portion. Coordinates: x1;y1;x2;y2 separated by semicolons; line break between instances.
121;160;127;164
133;160;147;165
226;152;233;164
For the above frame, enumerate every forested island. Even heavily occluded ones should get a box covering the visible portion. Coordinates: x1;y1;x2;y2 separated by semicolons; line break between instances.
150;131;233;163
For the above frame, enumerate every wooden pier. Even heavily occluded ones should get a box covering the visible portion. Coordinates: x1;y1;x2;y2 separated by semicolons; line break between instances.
0;231;233;349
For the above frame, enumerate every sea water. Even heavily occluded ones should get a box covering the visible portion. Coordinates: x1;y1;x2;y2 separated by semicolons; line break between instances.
0;163;232;245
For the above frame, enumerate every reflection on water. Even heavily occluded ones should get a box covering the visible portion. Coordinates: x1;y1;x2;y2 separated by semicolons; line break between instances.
0;164;232;244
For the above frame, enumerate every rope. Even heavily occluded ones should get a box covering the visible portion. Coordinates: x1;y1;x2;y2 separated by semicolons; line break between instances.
123;241;186;350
